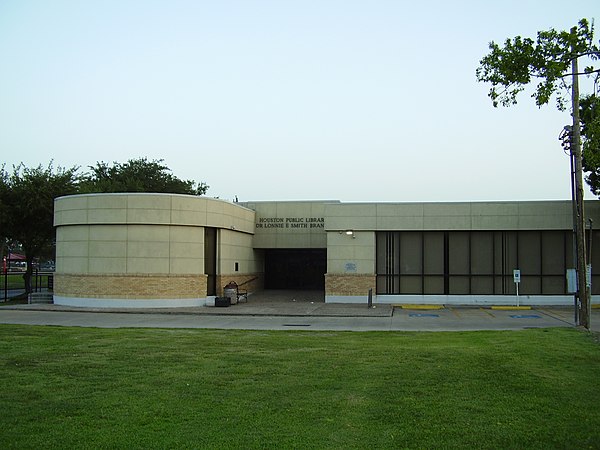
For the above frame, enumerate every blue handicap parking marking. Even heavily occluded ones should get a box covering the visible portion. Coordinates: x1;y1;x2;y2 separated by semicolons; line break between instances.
510;314;542;319
409;313;440;318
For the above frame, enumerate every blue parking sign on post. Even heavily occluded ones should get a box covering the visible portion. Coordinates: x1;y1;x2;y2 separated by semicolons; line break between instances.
513;269;521;306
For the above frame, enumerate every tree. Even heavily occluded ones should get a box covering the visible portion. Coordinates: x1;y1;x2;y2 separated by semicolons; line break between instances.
476;18;599;329
0;168;10;264
581;94;600;194
1;163;80;293
1;158;208;294
79;157;209;195
476;19;599;109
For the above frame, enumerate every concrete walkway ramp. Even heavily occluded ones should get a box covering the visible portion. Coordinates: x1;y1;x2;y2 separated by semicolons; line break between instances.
222;290;392;317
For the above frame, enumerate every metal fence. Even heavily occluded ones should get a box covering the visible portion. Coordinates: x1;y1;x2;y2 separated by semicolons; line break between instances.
1;270;54;302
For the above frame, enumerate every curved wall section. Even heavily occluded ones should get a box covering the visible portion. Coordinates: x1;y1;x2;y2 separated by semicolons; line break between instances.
54;193;256;308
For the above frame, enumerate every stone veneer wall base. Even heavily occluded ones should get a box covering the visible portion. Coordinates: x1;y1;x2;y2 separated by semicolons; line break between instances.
54;273;208;303
325;273;376;297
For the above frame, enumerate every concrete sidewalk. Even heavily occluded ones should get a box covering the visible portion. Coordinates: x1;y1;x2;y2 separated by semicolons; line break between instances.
0;289;597;331
5;290;392;317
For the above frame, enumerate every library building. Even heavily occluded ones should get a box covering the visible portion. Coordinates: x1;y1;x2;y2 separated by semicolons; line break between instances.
52;193;600;308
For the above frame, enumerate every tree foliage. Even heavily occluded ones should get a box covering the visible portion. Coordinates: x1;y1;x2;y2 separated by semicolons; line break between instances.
2;158;209;293
581;94;600;194
476;18;599;110
0;168;9;243
476;18;600;190
79;158;209;195
1;163;80;292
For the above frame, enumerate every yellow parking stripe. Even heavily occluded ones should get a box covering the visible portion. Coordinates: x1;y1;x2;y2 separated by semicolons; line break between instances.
491;306;532;310
396;304;444;310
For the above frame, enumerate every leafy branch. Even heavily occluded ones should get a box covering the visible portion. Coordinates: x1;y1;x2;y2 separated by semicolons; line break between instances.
476;18;599;110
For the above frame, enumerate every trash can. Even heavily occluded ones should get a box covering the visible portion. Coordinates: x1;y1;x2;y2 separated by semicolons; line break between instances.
214;297;230;307
223;282;238;305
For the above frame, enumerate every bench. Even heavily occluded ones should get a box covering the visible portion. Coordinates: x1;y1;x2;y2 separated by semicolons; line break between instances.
224;281;248;304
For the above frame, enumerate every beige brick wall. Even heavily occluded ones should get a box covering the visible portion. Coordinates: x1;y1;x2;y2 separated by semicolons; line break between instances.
325;274;376;296
55;273;207;299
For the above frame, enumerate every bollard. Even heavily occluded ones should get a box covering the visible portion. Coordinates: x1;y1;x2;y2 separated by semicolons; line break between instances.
367;288;373;308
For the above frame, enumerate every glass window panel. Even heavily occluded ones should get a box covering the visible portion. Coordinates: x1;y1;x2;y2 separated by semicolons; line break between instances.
519;276;540;295
502;277;516;295
449;276;469;295
390;276;400;293
593;275;600;295
519;231;541;274
424;232;444;274
591;231;600;272
471;232;493;275
376;275;400;294
424;276;444;294
375;232;388;274
376;275;388;294
498;232;518;277
376;275;398;294
542;276;564;295
565;232;576;269
400;232;422;275
493;232;503;275
541;231;565;275
471;276;493;295
376;232;400;276
493;276;505;295
400;276;422;294
449;232;469;275
391;232;401;275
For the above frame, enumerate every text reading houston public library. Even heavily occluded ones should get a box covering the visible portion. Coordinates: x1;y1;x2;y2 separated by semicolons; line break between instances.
256;217;324;229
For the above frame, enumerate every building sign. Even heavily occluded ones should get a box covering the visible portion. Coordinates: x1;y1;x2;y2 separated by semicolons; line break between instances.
256;217;324;230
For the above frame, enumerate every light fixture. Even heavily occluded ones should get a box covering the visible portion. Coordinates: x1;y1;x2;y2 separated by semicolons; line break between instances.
345;230;355;239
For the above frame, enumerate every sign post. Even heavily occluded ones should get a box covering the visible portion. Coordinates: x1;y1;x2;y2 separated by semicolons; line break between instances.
513;269;521;307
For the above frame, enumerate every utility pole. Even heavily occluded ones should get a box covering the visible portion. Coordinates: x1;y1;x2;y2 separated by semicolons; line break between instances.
571;41;591;330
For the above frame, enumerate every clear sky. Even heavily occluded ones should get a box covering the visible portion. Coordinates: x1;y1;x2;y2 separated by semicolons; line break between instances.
0;0;598;203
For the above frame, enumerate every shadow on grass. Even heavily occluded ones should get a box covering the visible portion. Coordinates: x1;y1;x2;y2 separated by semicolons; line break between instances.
0;293;29;305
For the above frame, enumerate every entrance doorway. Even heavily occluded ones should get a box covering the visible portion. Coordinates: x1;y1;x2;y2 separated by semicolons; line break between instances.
204;227;217;296
264;249;326;290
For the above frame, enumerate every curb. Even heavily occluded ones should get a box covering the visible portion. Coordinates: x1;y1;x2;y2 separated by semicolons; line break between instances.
0;304;393;318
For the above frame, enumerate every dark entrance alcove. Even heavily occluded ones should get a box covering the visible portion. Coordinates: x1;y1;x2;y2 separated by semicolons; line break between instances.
264;249;326;290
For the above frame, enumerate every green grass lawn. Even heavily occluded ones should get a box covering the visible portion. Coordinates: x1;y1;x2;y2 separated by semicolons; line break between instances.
1;273;52;290
2;273;25;289
1;326;599;449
